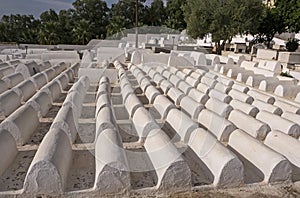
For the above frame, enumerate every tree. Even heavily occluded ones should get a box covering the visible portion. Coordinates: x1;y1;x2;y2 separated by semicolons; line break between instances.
58;9;76;44
145;0;166;26
106;0;147;37
165;0;187;31
183;0;264;54
72;0;109;39
0;22;8;42
38;9;61;45
286;38;299;52
234;0;264;35
106;15;129;39
0;14;40;44
254;6;285;48
275;0;300;32
72;19;93;44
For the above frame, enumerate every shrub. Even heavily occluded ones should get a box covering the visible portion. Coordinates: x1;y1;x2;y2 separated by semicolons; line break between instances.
286;38;299;52
280;71;294;78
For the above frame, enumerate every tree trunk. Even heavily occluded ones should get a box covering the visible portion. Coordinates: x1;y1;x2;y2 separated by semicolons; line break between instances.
266;36;274;49
216;40;225;55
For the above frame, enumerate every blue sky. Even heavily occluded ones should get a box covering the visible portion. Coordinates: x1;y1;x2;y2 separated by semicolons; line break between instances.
0;0;121;17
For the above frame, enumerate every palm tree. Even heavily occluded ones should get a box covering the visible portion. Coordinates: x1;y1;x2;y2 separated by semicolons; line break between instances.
72;19;92;45
38;22;60;45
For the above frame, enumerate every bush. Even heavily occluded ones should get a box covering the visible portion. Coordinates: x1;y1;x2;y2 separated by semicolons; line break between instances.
280;71;294;78
286;38;299;52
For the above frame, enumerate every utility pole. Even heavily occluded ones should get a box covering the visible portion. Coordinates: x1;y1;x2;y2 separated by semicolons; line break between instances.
135;0;139;48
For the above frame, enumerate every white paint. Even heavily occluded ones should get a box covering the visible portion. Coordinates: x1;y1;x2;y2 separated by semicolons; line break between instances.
42;68;56;82
187;88;209;104
180;96;205;120
96;93;111;117
176;71;189;80
281;112;300;126
200;76;217;88
275;85;300;99
56;73;69;90
166;87;185;106
0;129;18;176
0;104;39;145
140;78;152;92
166;108;199;143
229;69;253;80
216;76;234;87
42;81;62;102
197;109;236;142
265;130;300;180
246;75;273;88
145;85;160;104
231;83;249;93
228;109;270;140
177;81;193;94
228;129;291;184
51;103;78;143
2;73;24;88
28;91;52;118
247;90;275;104
197;83;211;94
214;82;231;94
240;61;258;70
208;89;232;104
94;128;130;194
153;95;176;120
31;73;48;89
252;100;283;115
229;99;259;117
256;110;300;138
185;76;200;87
132;107;160;142
0;90;21;118
256;49;278;61
205;98;233;118
188;128;244;187
24;128;72;195
124;94;143;118
153;73;165;86
228;89;254;104
14;79;37;102
145;129;191;190
0;80;8;94
160;80;173;94
96;106;117;138
162;70;173;80
190;71;203;80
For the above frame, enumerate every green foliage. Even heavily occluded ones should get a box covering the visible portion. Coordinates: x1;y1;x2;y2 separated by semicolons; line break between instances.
0;14;40;44
275;0;300;32
72;0;109;40
0;0;298;47
165;0;187;31
254;6;285;48
286;38;299;52
58;10;76;44
38;9;61;45
72;19;93;45
183;0;263;54
145;0;166;26
280;71;294;78
106;0;147;38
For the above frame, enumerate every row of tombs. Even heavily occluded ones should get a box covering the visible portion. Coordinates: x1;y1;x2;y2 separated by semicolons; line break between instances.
0;57;300;196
